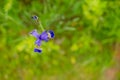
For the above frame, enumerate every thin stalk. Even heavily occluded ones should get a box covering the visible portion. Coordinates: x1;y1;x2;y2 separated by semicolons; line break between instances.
33;16;45;32
39;21;45;31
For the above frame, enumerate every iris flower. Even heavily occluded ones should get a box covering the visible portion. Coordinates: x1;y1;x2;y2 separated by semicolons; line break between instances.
30;29;54;53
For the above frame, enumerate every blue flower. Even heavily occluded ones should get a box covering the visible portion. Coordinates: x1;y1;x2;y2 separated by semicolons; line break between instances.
34;48;42;53
31;15;38;20
30;29;55;53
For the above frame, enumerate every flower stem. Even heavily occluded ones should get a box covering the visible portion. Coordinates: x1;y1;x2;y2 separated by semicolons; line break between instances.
39;21;45;31
32;15;45;32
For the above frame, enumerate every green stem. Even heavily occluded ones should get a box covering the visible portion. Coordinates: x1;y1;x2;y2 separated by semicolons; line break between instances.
39;21;45;31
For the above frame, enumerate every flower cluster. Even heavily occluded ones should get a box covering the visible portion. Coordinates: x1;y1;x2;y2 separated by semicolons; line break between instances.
30;16;54;53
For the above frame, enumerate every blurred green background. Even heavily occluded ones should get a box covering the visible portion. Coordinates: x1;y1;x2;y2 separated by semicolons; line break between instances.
0;0;120;80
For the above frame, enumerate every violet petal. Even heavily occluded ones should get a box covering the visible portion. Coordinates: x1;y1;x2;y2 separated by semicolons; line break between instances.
48;30;54;38
34;48;42;53
35;39;41;46
30;29;39;38
40;31;49;41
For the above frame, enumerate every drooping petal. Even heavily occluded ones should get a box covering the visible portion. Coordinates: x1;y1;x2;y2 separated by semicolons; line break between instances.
34;48;42;53
30;29;39;38
48;30;54;38
35;39;41;46
39;31;49;42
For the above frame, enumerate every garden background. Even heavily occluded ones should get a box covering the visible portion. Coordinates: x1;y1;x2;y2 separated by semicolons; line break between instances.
0;0;120;80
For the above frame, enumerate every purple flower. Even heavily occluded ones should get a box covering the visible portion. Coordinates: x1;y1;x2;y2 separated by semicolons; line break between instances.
31;15;38;20
34;48;42;53
30;29;54;53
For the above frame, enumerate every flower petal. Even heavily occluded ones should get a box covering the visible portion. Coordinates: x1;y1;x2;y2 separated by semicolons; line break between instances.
34;48;42;53
30;29;39;38
39;31;49;41
48;30;54;38
35;39;41;46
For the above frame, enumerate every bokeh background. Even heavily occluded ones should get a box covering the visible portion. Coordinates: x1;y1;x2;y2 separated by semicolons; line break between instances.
0;0;120;80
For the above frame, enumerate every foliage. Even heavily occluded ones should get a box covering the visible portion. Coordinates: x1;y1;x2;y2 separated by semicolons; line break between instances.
0;0;120;80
